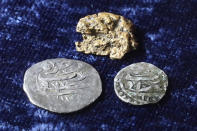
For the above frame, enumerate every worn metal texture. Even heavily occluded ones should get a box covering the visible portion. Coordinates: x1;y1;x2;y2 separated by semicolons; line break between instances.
114;62;168;105
23;58;102;113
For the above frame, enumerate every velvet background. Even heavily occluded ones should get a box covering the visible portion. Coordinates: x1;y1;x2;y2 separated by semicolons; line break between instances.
0;0;197;130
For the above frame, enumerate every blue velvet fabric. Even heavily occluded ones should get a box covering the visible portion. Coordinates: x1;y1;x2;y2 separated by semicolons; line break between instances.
0;0;197;130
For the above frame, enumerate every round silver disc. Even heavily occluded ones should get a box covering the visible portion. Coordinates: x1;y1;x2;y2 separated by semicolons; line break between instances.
114;62;168;105
23;58;102;113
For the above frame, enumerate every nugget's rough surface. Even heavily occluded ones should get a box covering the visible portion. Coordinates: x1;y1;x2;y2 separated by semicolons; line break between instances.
75;12;138;59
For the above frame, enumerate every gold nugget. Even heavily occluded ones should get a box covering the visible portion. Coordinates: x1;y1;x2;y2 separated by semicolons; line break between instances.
75;12;138;59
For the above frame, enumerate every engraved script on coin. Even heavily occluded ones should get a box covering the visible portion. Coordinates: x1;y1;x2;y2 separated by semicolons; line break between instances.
23;58;102;113
114;62;168;105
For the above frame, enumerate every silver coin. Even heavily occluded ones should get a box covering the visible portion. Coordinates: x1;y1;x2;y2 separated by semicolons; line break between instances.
23;58;102;113
114;62;168;105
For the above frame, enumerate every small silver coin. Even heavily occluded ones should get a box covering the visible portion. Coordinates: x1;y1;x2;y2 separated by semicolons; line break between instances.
114;62;168;105
23;58;102;113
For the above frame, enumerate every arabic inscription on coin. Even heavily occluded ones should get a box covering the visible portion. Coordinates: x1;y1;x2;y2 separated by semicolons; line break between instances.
23;58;102;113
114;62;168;105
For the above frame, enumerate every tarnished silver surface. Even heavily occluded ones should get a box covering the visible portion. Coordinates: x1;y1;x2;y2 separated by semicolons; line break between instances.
114;62;168;105
23;58;102;113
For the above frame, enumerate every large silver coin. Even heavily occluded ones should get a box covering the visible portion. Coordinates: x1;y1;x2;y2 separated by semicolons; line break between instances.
23;58;102;113
114;62;168;105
